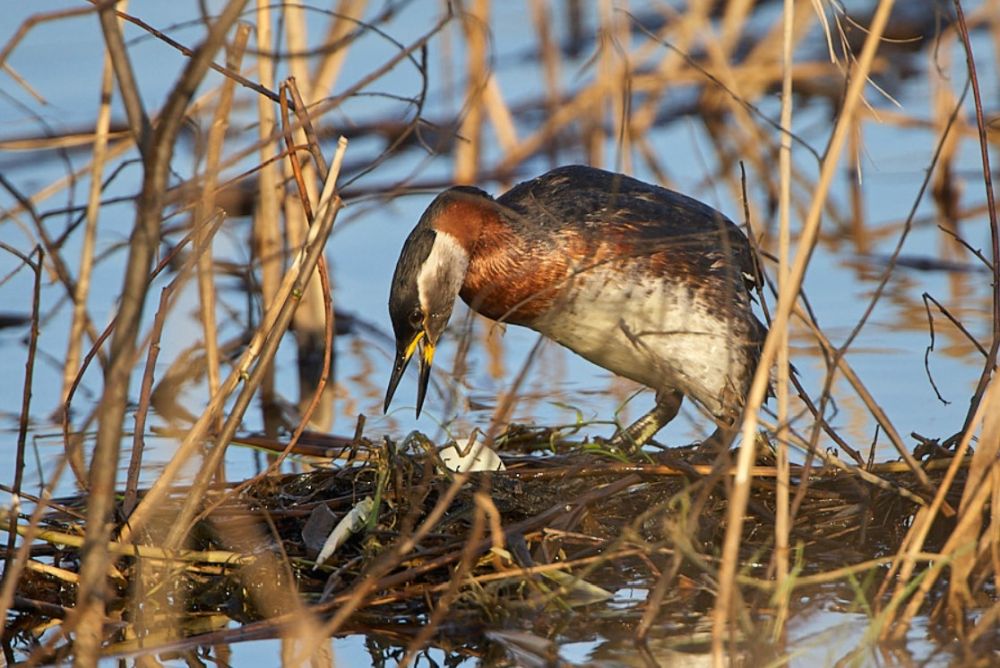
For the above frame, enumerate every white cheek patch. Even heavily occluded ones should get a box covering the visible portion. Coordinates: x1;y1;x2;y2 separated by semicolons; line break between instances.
417;231;470;319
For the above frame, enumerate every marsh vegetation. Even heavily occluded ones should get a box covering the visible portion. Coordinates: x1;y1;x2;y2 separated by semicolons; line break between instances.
1;0;998;665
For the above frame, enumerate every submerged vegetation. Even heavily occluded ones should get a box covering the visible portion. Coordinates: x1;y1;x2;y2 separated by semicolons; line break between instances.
1;0;998;665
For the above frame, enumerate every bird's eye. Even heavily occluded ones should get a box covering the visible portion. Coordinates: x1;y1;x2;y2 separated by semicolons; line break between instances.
409;308;423;328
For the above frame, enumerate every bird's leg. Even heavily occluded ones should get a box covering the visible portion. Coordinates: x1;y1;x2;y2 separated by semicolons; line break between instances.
610;390;683;452
700;423;738;452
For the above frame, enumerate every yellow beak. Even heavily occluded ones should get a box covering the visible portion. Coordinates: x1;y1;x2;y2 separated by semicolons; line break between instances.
384;331;436;417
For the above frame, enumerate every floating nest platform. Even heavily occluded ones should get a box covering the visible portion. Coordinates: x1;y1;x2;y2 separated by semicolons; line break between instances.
6;428;977;663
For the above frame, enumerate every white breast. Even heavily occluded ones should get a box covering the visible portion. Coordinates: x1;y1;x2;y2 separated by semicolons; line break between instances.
529;263;755;419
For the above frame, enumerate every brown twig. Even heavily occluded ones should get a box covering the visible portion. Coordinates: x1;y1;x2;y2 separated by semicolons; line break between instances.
123;211;227;515
0;244;42;601
95;0;150;154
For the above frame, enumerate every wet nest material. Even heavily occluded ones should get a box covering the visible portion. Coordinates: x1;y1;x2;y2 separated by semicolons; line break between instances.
6;430;973;660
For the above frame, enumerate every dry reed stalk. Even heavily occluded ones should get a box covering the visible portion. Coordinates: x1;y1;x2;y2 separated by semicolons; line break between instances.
1;62;45;105
195;24;250;426
253;0;283;435
717;0;753;56
124;283;179;516
528;0;562;164
893;476;992;635
884;377;1000;639
288;81;330;180
60;50;114;409
188;83;339;512
21;560;80;586
847;111;868;253
469;70;519;381
953;0;1000;442
771;0;795;641
78;34;256;552
740;552;946;591
724;0;819;215
947;380;999;619
187;252;335;529
876;387;990;636
72;4;248;662
626;4;707;144
585;0;610;167
125;278;203;655
483;75;519;156
455;0;489;184
123;211;229;516
600;0;632;172
281;3;336;431
96;0;149;152
282;1;310;91
712;1;897;661
155;137;347;550
311;0;367;98
5;522;248;566
280;125;335;433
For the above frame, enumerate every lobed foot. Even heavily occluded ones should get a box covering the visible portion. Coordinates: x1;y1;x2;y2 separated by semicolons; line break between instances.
608;390;683;452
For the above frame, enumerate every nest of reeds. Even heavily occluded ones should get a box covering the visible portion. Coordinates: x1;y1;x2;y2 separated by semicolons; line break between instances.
8;427;975;662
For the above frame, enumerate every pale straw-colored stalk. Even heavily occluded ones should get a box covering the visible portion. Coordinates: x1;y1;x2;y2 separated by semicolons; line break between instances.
119;138;348;544
61;47;114;408
283;2;334;430
772;0;795;640
195;24;250;428
312;0;367;98
455;0;489;184
711;1;897;662
253;0;282;433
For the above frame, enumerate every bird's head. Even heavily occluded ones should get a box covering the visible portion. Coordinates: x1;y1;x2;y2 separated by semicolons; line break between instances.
384;186;492;417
